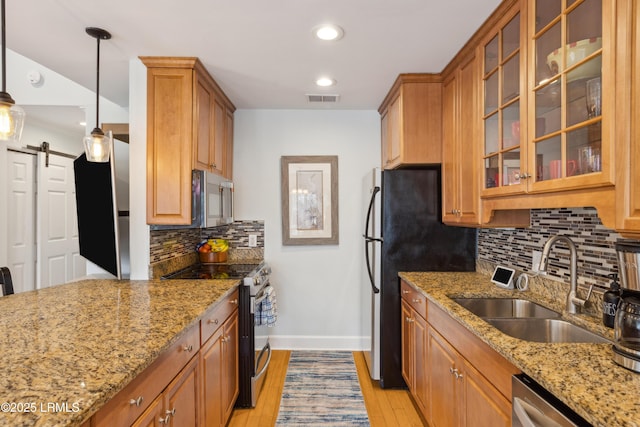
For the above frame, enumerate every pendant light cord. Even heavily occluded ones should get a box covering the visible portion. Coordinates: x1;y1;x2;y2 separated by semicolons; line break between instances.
1;0;6;94
95;36;100;130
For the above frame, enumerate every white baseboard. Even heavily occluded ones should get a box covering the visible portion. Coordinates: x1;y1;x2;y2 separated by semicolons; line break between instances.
268;335;368;351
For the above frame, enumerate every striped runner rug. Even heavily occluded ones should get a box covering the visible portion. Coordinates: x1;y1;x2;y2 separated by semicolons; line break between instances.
275;351;370;426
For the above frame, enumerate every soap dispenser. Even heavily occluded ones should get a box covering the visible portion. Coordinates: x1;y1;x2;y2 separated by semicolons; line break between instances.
603;273;621;328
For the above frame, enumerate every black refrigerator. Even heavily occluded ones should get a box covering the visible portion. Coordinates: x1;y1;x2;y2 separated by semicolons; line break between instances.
362;167;476;388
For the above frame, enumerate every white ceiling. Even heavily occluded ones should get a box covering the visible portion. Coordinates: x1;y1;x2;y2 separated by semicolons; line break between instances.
9;0;501;120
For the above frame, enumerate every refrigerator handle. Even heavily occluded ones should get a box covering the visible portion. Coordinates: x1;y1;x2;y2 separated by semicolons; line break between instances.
365;240;380;294
364;186;381;294
364;186;380;238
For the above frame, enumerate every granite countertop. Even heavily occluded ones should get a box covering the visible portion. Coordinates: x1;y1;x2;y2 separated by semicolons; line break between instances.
399;271;640;427
0;278;240;427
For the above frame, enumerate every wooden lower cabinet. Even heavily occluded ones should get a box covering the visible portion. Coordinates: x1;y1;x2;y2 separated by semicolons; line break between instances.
400;280;517;427
131;356;200;426
461;360;511;427
401;299;429;416
428;327;458;427
201;311;239;427
91;289;239;427
428;327;510;427
132;396;163;427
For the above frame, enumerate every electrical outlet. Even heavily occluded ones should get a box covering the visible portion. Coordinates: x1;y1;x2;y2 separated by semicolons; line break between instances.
532;250;542;272
248;234;258;248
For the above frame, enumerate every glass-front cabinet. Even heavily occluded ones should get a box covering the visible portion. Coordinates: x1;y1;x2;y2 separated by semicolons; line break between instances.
529;0;612;191
482;7;527;195
481;0;614;197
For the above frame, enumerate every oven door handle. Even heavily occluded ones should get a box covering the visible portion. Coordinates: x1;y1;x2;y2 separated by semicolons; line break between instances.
255;291;268;307
255;342;272;380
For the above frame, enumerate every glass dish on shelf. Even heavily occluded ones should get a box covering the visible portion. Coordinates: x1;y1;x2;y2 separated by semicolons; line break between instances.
546;37;602;82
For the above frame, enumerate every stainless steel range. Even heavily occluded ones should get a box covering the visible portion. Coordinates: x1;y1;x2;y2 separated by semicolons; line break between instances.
238;261;273;407
162;261;274;408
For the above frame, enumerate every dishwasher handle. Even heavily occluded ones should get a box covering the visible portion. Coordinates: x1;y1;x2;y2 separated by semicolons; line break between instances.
512;374;590;427
513;397;545;427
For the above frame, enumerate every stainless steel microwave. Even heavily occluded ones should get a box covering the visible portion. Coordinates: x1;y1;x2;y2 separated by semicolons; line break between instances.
201;169;234;227
150;170;233;230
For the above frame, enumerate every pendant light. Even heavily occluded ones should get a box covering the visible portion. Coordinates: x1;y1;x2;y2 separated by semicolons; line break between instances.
0;0;25;143
83;27;112;163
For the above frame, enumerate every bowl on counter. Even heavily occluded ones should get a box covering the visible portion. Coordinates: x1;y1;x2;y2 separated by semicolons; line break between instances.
546;37;601;81
199;251;228;264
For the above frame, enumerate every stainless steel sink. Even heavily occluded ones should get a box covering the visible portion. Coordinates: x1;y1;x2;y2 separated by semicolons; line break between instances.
452;297;560;319
485;318;611;344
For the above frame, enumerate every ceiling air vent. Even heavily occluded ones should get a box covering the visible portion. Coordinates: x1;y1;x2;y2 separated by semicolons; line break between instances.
306;94;340;103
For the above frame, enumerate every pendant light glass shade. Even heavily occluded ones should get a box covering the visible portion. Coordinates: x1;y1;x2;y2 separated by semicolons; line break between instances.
0;0;25;143
83;128;112;163
83;27;112;163
0;102;25;143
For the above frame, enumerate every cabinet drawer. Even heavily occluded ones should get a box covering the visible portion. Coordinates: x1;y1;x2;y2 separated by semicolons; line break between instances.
401;280;427;319
201;288;239;344
93;323;199;427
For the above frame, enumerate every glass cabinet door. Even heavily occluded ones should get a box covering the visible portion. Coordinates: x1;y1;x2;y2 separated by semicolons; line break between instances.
531;0;603;183
482;9;525;193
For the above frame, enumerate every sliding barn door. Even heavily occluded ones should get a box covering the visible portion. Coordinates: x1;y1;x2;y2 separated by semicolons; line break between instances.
6;150;36;293
36;152;85;288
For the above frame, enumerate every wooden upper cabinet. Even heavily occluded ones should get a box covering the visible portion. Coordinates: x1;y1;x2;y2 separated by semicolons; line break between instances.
442;51;482;226
480;4;527;197
478;0;614;196
525;0;614;193
144;63;194;226
225;108;234;181
195;69;233;178
616;0;640;237
141;57;235;225
195;76;213;172
379;74;443;169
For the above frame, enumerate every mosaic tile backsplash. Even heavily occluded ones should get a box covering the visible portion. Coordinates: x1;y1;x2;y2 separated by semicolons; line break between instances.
478;207;640;290
150;220;265;264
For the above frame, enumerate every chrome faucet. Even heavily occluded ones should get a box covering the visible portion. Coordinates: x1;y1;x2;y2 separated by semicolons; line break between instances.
539;235;593;314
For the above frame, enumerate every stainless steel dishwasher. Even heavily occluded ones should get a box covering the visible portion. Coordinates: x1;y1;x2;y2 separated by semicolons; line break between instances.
512;374;591;427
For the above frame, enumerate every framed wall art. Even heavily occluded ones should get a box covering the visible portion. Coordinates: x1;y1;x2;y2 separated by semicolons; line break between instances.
281;155;339;245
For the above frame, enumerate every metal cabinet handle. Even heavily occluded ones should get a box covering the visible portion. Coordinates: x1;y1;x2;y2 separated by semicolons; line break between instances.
159;416;170;424
230;298;238;305
183;344;194;353
405;317;414;323
449;367;463;380
166;408;176;416
402;289;410;295
412;298;421;304
129;396;143;407
208;318;219;325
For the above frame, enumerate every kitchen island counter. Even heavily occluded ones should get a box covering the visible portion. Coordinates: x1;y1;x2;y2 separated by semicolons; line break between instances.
400;271;639;427
0;278;239;426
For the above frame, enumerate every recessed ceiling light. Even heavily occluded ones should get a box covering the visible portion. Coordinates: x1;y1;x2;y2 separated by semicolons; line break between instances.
79;121;87;127
316;77;336;87
313;24;344;41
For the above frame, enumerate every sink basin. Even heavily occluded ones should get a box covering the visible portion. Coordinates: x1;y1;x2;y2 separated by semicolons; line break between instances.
485;318;611;344
452;298;560;319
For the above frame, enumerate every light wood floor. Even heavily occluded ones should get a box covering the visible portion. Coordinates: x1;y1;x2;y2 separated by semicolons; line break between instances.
228;350;426;427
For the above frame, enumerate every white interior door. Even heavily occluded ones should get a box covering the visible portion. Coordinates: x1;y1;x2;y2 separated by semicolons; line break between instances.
6;150;36;293
36;152;85;288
